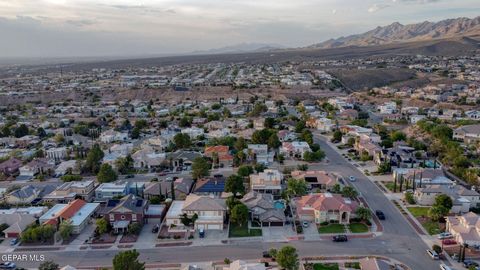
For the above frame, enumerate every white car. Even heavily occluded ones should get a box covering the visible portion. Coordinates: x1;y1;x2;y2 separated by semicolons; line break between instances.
349;176;356;182
438;232;453;239
439;264;453;270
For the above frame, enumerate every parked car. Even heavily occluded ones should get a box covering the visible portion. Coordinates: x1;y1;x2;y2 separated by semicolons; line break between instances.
262;251;271;258
375;210;385;220
441;239;456;245
349;176;356;182
426;249;439;260
439;263;452;270
9;238;18;246
199;228;205;238
332;235;348;242
152;224;159;233
126;174;135;178
438;232;453;239
463;260;479;268
0;262;16;269
302;221;309;228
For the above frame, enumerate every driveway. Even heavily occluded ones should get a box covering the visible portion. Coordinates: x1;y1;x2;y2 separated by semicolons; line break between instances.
262;226;296;241
302;223;320;241
134;222;159;249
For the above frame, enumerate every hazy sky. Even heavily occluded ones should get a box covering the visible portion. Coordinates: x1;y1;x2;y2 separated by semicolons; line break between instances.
0;0;479;58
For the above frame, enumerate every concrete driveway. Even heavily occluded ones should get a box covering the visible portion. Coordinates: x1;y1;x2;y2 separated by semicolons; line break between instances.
262;226;296;241
302;222;320;241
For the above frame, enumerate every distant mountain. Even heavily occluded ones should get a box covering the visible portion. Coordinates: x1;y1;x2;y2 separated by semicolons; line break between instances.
191;43;284;55
310;16;480;49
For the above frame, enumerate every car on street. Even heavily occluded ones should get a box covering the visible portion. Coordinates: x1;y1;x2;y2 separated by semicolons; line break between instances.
349;176;356;182
463;260;479;268
426;249;439;260
375;210;385;220
438;232;453;239
9;238;18;246
302;221;309;228
0;262;16;269
126;174;135;178
439;263;452;270
332;235;348;242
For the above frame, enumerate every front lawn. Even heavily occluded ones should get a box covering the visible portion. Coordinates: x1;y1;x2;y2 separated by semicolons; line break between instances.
313;263;339;270
423;220;442;235
407;207;429;217
318;224;345;234
229;223;262;238
348;223;369;233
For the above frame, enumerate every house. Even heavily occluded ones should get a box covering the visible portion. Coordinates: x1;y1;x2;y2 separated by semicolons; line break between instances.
277;130;297;142
45;147;68;161
101;194;149;233
306;118;335;132
193;175;226;197
295;193;359;224
5;185;41;205
54;160;78;176
166;151;202;170
414;184;480;213
94;181;129;201
246;144;274;165
165;194;226;231
100;130;129;144
453;124;480;143
39;199;100;234
290;170;338;191
280;141;311;158
0;213;36;238
18;158;54;181
144;178;193;200
355;139;382;162
446;212;480;246
240;191;285;227
253;118;265;130
204;145;233;167
250;169;283;199
0;158;23;176
339;109;358;120
132;146;166;170
43;180;96;203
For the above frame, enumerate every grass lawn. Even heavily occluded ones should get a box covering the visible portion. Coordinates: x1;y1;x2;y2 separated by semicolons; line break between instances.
382;182;395;192
313;263;339;270
407;207;429;217
318;224;345;234
348;223;369;233
229;223;262;238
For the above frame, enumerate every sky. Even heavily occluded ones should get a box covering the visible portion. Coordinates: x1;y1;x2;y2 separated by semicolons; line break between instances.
0;0;479;58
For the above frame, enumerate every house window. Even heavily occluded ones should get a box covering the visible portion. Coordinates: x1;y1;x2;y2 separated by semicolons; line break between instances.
109;214;114;221
132;214;137;221
121;215;126;220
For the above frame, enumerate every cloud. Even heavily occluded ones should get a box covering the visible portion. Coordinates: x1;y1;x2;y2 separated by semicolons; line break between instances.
332;9;337;15
65;19;96;27
368;4;390;13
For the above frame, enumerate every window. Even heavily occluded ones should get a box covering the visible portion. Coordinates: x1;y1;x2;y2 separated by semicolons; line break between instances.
121;215;126;220
109;214;114;221
132;214;137;221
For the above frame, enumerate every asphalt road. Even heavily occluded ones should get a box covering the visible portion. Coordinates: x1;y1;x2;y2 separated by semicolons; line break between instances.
3;134;441;269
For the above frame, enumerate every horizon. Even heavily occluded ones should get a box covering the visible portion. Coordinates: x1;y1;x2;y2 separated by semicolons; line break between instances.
0;0;479;59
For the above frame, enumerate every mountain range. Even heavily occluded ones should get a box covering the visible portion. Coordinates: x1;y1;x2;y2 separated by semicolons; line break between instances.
310;16;480;49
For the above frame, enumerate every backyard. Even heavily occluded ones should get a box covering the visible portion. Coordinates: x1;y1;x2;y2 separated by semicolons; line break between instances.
229;223;262;237
318;224;345;234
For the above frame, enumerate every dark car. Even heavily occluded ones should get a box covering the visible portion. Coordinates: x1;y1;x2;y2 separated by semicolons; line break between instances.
375;210;385;220
262;251;271;258
463;260;479;268
0;262;16;269
332;235;348;242
126;174;135;178
152;224;159;233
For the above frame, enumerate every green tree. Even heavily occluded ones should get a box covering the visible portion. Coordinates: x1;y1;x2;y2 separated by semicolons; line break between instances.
264;117;276;129
286;178;308;197
134;119;148;130
234;137;247;152
276;246;299;270
173;133;191;149
237;165;254;177
113;249;145;270
59;220;73;240
428;205;448;221
230;203;248;226
116;154;134;175
342;186;358;198
355;207;372;221
332;130;342;142
331;184;341;194
131;127;140;139
225;174;245;197
85;144;104;174
97;163;117;183
303;150;325;162
14;124;29;138
433;194;453;211
252;129;274;144
1;125;11;137
390;131;406;142
191;157;210;179
268;133;281;149
39;260;59;270
96;218;108;234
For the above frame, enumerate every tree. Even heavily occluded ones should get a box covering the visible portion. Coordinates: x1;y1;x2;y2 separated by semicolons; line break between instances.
96;218;108;234
131;127;140;139
14;124;29;138
355;207;372;221
303;150;325;162
390;131;406;142
179;117;192;127
268;133;281;149
297;164;308;171
237;165;254;177
342;186;358;198
59;220;73;240
173;133;191;149
37;127;47;138
225;174;245;197
97;163;118;183
116;154;134;175
134;119;148;130
377;161;391;174
264;117;275;129
300;130;313;145
113;249;145;270
434;194;453;211
428;205;448;221
39;260;59;270
85;144;104;174
252;129;274;144
191;157;210;179
1;125;11;137
286;178;308;197
234;137;247;152
331;184;341;194
432;244;442;254
230;203;248;226
276;246;299;270
332;130;342;142
405;192;415;204
128;223;142;235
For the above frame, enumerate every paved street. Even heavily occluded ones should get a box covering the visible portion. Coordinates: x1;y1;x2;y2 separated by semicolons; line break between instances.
2;134;443;269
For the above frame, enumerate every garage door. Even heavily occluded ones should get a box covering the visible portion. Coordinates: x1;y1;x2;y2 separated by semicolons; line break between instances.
207;224;221;230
